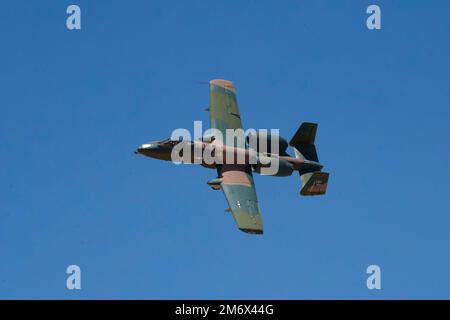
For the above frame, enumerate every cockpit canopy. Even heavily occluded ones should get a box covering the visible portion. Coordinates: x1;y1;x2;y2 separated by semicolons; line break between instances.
156;137;184;148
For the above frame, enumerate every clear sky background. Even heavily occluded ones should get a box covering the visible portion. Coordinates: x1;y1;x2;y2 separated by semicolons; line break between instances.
1;0;449;299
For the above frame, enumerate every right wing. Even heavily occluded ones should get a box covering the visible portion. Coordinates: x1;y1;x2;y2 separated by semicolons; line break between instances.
220;164;264;235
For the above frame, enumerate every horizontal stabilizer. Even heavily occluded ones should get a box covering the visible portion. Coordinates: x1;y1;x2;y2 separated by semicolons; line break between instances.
300;171;329;196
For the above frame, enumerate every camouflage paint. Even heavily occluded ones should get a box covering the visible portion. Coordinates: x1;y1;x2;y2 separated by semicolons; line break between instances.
135;79;329;235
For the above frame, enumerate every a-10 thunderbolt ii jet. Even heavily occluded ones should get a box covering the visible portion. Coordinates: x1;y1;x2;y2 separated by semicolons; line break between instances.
135;79;329;235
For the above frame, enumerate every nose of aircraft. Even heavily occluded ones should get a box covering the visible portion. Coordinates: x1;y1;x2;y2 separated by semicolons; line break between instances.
135;143;158;155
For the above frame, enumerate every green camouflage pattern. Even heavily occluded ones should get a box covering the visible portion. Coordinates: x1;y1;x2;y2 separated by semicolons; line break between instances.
209;80;245;148
220;174;263;234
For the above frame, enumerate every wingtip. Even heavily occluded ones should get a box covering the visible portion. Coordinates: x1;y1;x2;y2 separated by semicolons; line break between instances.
239;228;264;235
210;79;236;93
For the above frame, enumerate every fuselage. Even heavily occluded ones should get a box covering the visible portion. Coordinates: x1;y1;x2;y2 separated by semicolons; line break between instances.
135;138;323;176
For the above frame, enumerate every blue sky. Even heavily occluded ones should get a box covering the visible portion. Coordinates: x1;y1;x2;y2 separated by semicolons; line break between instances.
1;0;449;299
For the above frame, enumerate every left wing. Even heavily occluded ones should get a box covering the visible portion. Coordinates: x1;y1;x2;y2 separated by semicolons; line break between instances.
209;79;244;147
220;164;264;234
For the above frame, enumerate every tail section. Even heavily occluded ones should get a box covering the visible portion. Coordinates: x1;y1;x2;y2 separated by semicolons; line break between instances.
290;122;319;162
300;171;329;195
290;122;329;196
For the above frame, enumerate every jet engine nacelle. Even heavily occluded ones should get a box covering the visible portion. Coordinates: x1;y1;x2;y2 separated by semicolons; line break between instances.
246;132;289;156
253;157;294;177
